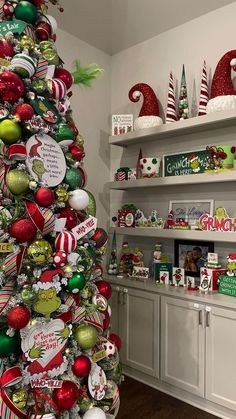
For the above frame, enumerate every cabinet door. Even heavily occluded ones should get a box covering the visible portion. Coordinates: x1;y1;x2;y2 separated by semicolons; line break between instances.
120;287;160;378
206;306;236;411
109;285;120;334
161;297;205;397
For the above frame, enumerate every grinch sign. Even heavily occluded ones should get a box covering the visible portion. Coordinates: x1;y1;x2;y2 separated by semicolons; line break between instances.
163;149;210;177
219;275;236;297
199;207;236;232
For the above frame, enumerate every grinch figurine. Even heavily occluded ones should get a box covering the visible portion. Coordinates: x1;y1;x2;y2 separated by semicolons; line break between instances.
226;253;236;276
119;241;133;276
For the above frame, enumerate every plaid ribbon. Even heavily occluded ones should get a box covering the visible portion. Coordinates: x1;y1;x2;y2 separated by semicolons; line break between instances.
3;247;25;278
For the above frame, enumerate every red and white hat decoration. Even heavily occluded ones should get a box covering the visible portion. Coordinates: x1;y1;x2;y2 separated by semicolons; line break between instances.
188;153;198;163
129;83;163;130
33;268;66;292
55;231;77;253
227;253;236;263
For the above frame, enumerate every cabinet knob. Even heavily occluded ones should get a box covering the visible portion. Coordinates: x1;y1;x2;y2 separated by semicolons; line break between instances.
115;286;120;291
123;288;128;293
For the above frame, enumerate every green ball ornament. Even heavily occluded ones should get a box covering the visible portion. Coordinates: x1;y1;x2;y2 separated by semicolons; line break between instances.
74;324;98;350
64;167;84;190
67;272;86;293
31;79;47;94
14;1;37;24
65;152;75;166
55;123;75;147
21;286;37;304
76;247;94;273
0;119;22;144
0;328;20;357
42;48;59;66
6;169;29;195
27;239;52;265
39;41;55;52
85;190;96;217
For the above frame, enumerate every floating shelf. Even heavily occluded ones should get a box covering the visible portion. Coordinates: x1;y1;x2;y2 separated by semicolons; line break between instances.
109;110;236;147
109;171;236;190
110;227;236;243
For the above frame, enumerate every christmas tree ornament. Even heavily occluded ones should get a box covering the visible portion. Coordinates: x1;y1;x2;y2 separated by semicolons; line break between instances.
207;50;236;113
0;39;14;58
53;250;68;267
166;72;178;123
59;207;78;230
21;285;37;304
67;272;86;293
102;339;115;358
3;1;14;17
198;61;209;116
92;294;107;311
0;328;20;356
55;68;73;89
10;218;37;243
53;381;79;410
55;186;68;202
95;280;112;300
15;103;35;121
0;71;25;103
109;333;122;352
49;78;67;100
76;247;94;273
25;200;55;236
14;1;38;24
35;187;55;207
85;190;96;216
55;122;75;146
83;407;106;419
11;53;36;78
178;65;189;120
55;231;77;253
27;239;52;265
91;228;108;249
7;305;31;329
6;169;29;195
72;355;91;377
35;21;52;41
74;324;98;350
129;83;163;130
69;143;85;162
69;189;89;210
43;14;58;34
12;388;28;410
64;167;86;190
20;35;36;52
0;119;22;144
42;48;59;66
88;363;106;400
31;78;47;94
103;310;110;331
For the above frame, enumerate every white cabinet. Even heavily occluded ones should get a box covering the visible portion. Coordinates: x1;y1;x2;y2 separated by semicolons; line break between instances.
109;285;120;334
206;306;236;411
161;296;205;397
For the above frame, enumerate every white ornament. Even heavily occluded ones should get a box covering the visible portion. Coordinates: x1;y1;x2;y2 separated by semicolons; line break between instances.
134;115;163;130
69;189;89;211
102;339;115;357
31;415;56;419
43;14;58;34
83;407;106;419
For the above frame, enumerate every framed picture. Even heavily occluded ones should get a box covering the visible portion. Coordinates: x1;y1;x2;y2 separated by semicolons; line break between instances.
132;266;149;280
174;239;214;277
169;199;214;229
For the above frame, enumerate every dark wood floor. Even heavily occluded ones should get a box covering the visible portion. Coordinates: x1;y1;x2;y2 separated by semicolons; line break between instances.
117;376;220;419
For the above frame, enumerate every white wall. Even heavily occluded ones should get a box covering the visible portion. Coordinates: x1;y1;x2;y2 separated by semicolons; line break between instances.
56;29;111;230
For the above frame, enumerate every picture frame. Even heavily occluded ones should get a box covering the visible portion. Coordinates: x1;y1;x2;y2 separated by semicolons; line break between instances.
174;239;214;278
132;266;149;280
169;199;214;229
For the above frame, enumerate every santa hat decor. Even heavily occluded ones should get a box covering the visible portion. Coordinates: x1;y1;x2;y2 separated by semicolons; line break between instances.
166;72;178;123
129;83;163;130
207;50;236;113
198;61;209;116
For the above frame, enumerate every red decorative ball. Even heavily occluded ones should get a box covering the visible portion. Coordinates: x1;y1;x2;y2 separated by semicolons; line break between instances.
36;21;52;41
30;0;45;6
91;228;108;249
51;78;67;100
35;188;55;207
3;2;14;17
69;144;85;162
7;306;30;329
109;333;122;352
72;355;91;377
53;380;79;410
0;40;14;59
103;310;110;331
10;219;37;243
67;118;78;136
55;231;77;253
15;103;35;121
59;208;78;230
53;250;68;268
0;71;25;104
95;280;112;300
55;68;73;90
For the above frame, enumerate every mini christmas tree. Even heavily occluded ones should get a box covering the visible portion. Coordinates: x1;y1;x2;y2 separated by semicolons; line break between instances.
178;65;189;120
107;231;118;275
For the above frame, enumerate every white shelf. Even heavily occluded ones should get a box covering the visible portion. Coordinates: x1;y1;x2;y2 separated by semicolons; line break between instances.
111;227;236;243
109;171;236;190
109;110;236;147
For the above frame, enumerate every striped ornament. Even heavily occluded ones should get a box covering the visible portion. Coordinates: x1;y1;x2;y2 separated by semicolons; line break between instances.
55;231;77;253
0;163;13;199
11;53;36;79
166;72;178;123
0;281;14;315
41;208;55;235
50;78;67;100
72;306;86;324
117;171;126;181
35;53;48;80
23;24;36;40
198;60;209;116
3;248;25;278
0;396;20;419
85;307;104;331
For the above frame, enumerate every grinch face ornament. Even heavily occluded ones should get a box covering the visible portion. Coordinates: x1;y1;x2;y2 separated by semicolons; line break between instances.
33;269;65;319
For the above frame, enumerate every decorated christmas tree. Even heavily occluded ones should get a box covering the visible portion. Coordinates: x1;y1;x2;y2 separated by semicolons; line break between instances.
178;65;189;120
0;1;121;418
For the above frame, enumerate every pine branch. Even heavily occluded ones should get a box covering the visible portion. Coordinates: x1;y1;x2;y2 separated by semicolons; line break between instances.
72;60;104;87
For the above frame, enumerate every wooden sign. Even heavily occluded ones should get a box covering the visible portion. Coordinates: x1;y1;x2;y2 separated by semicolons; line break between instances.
0;19;27;35
163;149;210;177
199;208;236;232
219;275;236;297
0;243;13;253
72;216;97;240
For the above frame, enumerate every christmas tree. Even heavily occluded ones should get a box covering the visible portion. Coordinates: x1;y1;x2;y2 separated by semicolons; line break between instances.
0;1;121;418
178;65;189;120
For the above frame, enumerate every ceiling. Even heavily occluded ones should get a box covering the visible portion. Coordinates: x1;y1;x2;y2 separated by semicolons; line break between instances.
52;0;235;55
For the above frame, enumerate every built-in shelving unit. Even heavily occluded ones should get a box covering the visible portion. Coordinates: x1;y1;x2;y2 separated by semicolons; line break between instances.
109;110;236;147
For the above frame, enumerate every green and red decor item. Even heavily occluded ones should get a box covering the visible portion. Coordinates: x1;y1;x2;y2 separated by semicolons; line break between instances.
199;207;236;232
155;262;173;285
115;167;131;181
200;267;227;293
118;204;137;227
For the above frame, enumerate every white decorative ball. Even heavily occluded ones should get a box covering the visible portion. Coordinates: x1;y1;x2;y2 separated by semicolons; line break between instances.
83;407;106;419
69;189;89;211
44;14;58;34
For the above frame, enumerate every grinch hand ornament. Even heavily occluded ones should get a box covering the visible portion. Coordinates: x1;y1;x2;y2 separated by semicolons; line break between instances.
129;83;163;130
207;50;236;113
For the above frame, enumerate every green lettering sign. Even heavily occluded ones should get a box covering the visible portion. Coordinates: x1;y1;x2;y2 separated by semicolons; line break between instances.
163;149;210;177
0;19;27;36
219;275;236;297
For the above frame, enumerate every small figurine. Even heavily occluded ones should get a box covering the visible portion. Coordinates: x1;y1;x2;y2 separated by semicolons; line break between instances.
148;210;158;227
173;267;185;286
154;243;162;262
156;218;164;229
118;241;133;276
164;211;174;229
132;247;144;269
135;209;148;227
226;253;236;276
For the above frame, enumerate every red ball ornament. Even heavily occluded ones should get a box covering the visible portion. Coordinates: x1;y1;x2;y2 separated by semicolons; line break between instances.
55;231;77;253
59;208;78;230
109;333;122;352
51;78;67;100
53;380;79;410
69;144;85;162
53;250;68;268
95;280;112;300
72;355;91;377
91;228;108;249
67;117;78;136
36;21;52;41
0;40;14;59
103;310;110;331
10;219;37;243
0;71;25;104
55;68;73;90
3;2;14;17
7;306;30;329
30;0;45;5
15;103;35;121
35;188;55;207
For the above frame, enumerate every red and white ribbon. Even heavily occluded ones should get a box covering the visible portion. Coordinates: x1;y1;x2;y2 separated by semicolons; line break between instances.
8;144;27;161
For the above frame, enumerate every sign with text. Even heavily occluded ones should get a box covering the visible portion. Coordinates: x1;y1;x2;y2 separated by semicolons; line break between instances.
163;149;210;177
0;243;13;253
72;216;97;240
0;19;27;36
219;275;236;297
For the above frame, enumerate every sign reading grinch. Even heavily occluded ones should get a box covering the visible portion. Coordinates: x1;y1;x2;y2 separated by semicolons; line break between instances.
163;149;210;177
199;207;236;232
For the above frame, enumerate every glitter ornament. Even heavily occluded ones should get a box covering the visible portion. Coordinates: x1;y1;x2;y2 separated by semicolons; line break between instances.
85;190;96;216
0;71;25;104
55;68;73;89
83;407;106;419
10;218;37;243
27;239;52;265
68;189;89;211
20;35;36;52
55;187;68;202
55;123;75;146
21;285;37;304
53;381;79;410
72;355;91;377
198;60;209;116
15;103;35;121
31;78;47;94
6;169;29;195
166;72;178;123
0;39;14;59
42;48;59;66
35;21;52;41
64;167;86;190
0;119;22;144
74;324;98;350
59;208;78;230
12;388;28;410
7;305;31;329
129;83;163;130
35;188;55;207
0;328;20;356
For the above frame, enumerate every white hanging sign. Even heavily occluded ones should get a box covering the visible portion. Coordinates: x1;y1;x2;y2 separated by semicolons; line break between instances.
72;216;97;240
